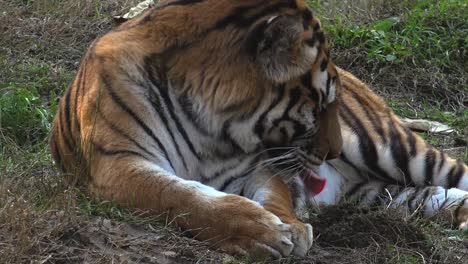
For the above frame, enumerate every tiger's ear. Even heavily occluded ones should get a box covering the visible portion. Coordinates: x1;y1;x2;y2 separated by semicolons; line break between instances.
245;15;317;83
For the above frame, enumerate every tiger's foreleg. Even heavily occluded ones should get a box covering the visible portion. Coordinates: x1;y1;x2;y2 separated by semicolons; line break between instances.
244;173;313;256
88;156;298;258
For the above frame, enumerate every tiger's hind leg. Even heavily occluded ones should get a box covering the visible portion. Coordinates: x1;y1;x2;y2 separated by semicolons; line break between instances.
331;69;468;228
344;180;468;229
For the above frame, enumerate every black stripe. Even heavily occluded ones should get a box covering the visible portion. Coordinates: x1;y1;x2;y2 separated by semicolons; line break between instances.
146;80;189;170
201;166;231;184
245;19;270;59
420;187;432;205
214;1;296;30
386;185;403;203
177;91;211;136
340;153;362;174
94;142;148;160
438;151;447;173
58;108;74;152
320;59;328;72
99;110;157;160
347;89;388;145
371;183;388;207
288;178;302;208
319;89;326;107
101;73;174;169
412;187;431;217
145;58;201;161
63;89;72;135
342;153;399;184
278;88;307;140
51;137;66;172
346;181;366;198
407;187;422;211
215;2;269;30
159;0;204;8
424;148;436;185
306;31;325;47
220;175;247;193
308;86;320;103
284;88;302;116
239;186;246;197
313;22;321;32
202;155;251;183
448;161;464;188
219;158;260;192
301;72;312;87
301;72;321;103
73;66;85;133
254;84;286;138
236;93;265;122
325;73;331;99
387;120;413;185
222;120;246;154
301;9;313;29
402;126;417;157
340;102;401;184
454;197;468;221
439;195;452;210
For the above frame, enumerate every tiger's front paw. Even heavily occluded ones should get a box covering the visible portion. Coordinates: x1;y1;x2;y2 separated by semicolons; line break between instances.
289;221;313;256
213;195;296;259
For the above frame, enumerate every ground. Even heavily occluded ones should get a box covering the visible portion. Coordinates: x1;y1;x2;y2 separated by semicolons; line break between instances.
0;0;467;263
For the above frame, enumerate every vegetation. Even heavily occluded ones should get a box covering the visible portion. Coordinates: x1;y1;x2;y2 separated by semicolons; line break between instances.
0;0;467;263
310;0;467;68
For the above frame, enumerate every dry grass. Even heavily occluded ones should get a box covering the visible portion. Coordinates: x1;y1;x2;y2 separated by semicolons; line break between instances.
1;0;467;263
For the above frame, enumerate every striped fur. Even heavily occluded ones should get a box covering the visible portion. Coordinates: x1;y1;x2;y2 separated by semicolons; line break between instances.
50;0;341;258
293;68;468;229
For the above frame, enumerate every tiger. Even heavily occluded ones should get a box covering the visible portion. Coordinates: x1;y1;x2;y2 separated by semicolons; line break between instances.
49;0;468;260
115;2;468;230
50;0;342;259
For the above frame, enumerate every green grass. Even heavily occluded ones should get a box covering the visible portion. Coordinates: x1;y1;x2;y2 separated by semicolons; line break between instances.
308;0;467;70
0;61;70;146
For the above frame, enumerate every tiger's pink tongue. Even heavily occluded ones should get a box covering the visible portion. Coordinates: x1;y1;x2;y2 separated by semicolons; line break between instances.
302;170;326;196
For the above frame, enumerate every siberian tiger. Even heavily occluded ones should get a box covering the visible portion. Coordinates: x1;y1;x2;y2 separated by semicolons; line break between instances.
49;0;468;259
50;0;341;258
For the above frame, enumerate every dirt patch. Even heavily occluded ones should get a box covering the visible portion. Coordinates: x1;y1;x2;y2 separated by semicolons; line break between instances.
59;216;228;263
310;205;427;249
302;204;468;264
0;207;228;263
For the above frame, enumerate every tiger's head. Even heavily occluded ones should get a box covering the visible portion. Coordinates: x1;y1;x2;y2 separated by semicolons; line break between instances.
227;2;342;179
246;16;341;190
139;0;341;180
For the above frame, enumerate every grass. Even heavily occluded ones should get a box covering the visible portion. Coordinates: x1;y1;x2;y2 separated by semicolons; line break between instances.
0;0;467;262
308;0;467;111
307;0;467;67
